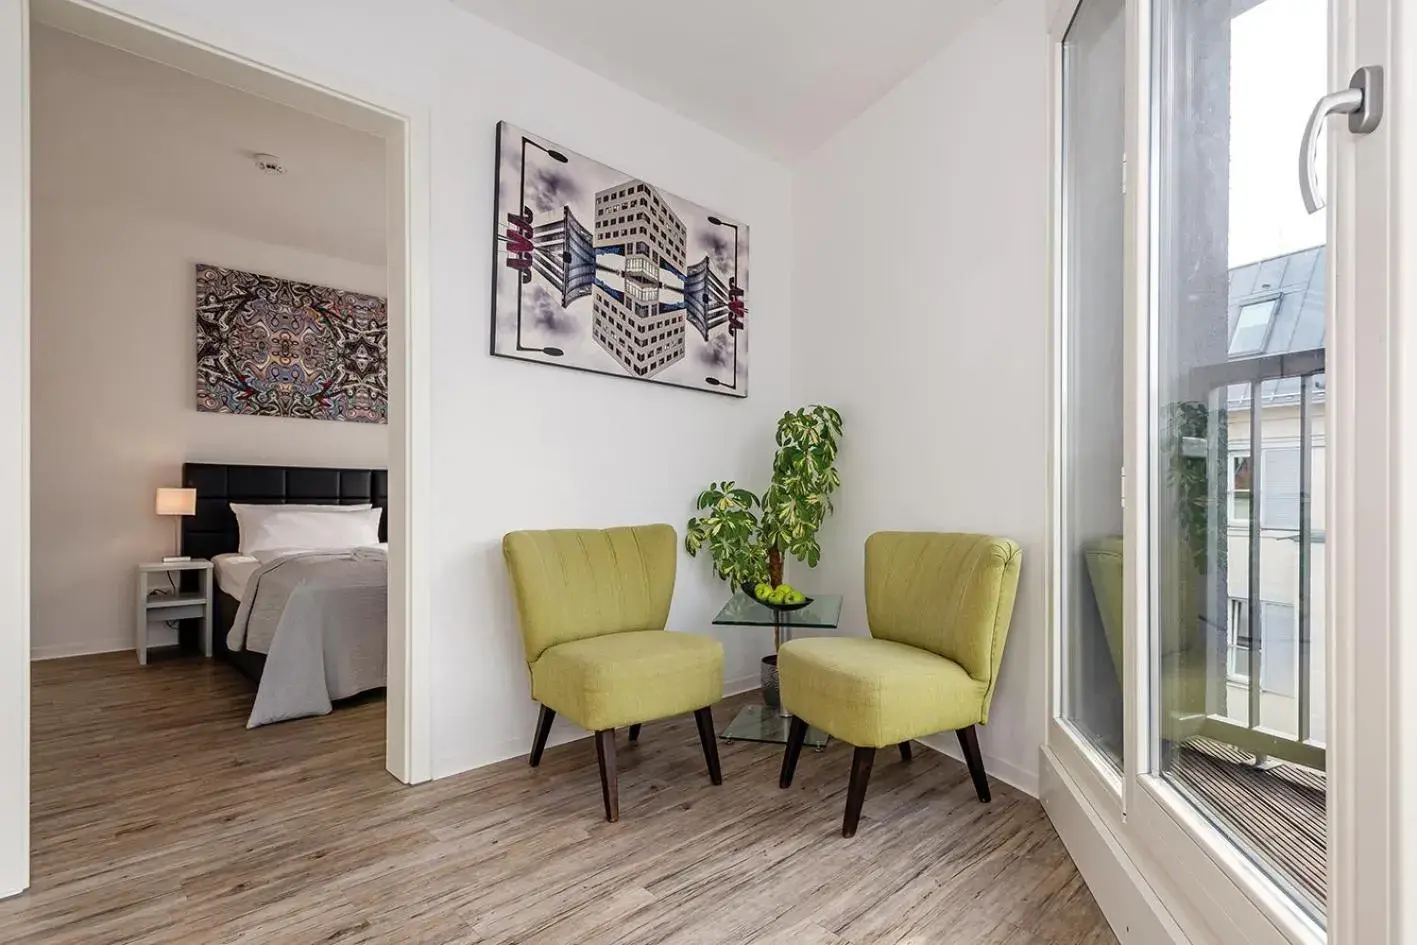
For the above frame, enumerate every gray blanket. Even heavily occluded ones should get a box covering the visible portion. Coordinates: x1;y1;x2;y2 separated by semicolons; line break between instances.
228;549;388;728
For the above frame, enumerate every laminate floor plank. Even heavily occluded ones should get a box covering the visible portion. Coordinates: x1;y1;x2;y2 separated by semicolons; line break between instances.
3;653;1118;945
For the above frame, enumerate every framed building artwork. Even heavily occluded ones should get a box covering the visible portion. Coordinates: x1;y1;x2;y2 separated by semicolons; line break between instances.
195;264;388;424
490;121;749;397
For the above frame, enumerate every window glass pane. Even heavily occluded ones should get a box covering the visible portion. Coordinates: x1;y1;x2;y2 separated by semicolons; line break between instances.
1261;447;1301;529
1059;0;1125;776
1229;298;1278;355
1151;0;1327;922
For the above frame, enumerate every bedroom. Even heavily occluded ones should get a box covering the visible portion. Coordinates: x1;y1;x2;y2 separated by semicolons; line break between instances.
27;25;397;742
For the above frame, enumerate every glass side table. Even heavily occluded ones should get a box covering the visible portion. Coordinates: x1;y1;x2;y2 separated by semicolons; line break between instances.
712;590;842;749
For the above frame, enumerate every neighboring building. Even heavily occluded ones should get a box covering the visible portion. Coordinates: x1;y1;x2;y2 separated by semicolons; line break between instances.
1218;245;1326;748
591;180;687;378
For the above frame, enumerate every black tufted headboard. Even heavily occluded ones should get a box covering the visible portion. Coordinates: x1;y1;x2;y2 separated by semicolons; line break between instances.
180;462;389;561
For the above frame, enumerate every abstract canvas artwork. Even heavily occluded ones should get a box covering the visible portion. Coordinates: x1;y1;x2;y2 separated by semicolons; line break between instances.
195;264;388;424
490;121;749;397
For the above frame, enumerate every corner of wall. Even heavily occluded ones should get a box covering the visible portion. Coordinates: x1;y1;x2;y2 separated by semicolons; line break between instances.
919;732;1041;798
785;0;1053;808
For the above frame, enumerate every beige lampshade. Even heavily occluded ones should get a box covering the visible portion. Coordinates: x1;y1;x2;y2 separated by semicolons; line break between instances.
155;487;197;517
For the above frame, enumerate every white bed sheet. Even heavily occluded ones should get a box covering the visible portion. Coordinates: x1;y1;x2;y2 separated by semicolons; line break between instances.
212;553;261;601
213;545;388;601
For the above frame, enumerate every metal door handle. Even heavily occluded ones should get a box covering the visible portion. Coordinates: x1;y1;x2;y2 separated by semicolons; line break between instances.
1299;66;1383;213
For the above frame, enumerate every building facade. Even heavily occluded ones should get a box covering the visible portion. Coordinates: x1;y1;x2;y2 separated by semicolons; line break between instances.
591;180;687;378
1215;246;1327;756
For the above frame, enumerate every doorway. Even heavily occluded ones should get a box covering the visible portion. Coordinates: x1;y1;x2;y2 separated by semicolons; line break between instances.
0;0;431;899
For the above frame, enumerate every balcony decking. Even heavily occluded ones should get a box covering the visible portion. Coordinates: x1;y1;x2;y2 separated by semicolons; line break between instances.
1169;737;1326;914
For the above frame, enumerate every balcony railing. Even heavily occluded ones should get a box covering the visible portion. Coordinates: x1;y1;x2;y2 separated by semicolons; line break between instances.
1191;347;1325;772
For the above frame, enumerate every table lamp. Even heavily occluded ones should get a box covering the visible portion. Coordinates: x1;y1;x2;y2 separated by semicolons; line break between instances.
155;487;197;562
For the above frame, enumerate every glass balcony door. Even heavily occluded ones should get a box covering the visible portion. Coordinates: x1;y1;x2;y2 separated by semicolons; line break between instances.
1050;0;1406;938
1148;0;1330;924
1057;0;1126;783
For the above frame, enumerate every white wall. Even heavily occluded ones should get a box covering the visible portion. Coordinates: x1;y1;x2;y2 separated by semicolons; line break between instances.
1;0;794;790
790;0;1049;793
28;27;388;657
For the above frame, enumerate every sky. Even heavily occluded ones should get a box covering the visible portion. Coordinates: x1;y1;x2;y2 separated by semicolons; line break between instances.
1227;0;1327;267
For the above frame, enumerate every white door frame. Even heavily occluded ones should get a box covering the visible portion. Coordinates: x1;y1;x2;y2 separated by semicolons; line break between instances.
0;0;433;898
1327;0;1414;939
0;0;32;902
1042;0;1128;831
1042;0;1414;941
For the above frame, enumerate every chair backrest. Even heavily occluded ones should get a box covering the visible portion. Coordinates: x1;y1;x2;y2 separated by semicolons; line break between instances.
1082;536;1124;683
865;532;1022;717
502;524;677;665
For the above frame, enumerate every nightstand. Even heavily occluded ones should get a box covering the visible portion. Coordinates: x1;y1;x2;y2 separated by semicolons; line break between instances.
136;559;214;665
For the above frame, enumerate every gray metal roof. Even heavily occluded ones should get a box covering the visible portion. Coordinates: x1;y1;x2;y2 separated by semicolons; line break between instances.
1226;245;1325;406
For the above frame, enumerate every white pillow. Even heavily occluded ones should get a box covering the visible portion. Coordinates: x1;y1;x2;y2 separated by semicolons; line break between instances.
233;505;383;555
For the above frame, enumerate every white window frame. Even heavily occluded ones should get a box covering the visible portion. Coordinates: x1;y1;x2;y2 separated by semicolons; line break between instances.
1229;450;1254;526
1045;0;1128;832
1228;597;1252;683
1044;0;1412;940
1226;598;1298;695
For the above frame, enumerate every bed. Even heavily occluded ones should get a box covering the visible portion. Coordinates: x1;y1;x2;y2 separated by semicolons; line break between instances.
179;462;389;701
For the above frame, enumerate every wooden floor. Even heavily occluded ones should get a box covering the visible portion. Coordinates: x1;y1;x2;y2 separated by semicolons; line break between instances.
1169;738;1326;915
5;654;1117;945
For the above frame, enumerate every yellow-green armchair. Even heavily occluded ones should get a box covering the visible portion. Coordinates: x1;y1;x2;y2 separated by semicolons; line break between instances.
777;532;1022;836
502;524;725;822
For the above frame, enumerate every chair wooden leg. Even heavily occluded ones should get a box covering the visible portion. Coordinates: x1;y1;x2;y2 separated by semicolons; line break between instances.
843;746;876;838
529;705;555;768
693;707;723;785
780;716;808;788
957;725;991;802
899;741;913;762
628;723;642;743
595;729;619;822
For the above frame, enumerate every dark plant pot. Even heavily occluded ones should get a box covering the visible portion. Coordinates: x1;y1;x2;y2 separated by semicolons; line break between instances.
761;654;780;709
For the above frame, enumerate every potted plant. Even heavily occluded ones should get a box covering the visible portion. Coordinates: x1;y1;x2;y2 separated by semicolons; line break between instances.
685;405;843;706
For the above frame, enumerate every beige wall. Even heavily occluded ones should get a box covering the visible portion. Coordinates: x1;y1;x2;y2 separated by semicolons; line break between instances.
29;30;387;658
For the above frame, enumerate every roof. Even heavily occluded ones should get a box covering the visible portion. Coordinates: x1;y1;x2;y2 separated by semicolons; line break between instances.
1227;245;1325;407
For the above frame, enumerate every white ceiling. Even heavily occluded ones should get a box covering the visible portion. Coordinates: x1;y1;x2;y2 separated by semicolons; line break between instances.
30;26;387;266
449;0;1001;162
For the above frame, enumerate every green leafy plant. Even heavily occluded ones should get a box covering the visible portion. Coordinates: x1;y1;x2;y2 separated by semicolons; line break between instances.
1163;400;1226;575
684;405;844;588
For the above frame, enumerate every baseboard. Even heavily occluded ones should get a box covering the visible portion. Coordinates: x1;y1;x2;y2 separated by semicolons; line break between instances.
917;732;1040;797
722;672;759;697
432;674;764;780
1040;747;1192;945
30;640;133;661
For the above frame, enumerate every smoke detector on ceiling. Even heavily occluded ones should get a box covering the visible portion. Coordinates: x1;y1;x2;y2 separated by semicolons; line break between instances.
253;153;286;175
